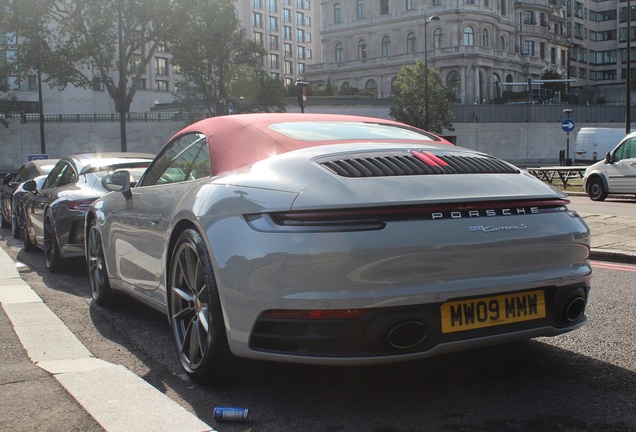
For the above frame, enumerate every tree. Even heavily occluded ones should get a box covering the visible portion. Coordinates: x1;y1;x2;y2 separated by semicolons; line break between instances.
540;66;567;101
5;0;178;114
171;0;265;115
389;60;454;133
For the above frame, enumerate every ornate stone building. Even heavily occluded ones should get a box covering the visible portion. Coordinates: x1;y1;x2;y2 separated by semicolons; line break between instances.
305;0;573;103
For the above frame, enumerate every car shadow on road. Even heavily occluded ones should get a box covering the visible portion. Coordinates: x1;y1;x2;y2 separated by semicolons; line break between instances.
87;294;635;432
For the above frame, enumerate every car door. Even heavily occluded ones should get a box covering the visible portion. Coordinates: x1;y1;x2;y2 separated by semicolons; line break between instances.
606;137;636;194
28;161;77;246
107;133;210;292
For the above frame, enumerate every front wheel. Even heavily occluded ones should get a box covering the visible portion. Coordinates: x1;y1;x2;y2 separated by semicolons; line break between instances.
169;229;240;384
587;177;608;201
86;218;117;306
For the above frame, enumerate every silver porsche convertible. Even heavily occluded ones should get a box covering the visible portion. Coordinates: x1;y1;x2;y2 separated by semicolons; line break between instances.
85;113;592;384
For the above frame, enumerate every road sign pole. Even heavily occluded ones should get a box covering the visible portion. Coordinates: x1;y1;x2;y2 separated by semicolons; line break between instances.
562;109;574;166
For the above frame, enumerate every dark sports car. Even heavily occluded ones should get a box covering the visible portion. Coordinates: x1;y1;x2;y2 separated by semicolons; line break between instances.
2;159;59;237
21;152;153;271
85;113;592;384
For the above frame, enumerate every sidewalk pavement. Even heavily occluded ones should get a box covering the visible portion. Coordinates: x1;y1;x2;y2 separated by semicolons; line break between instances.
1;212;635;432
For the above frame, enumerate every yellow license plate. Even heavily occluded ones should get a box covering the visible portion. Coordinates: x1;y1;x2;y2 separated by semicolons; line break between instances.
441;290;546;333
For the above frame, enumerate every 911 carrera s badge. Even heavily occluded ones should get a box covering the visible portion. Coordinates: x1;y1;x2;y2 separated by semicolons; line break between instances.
469;224;528;232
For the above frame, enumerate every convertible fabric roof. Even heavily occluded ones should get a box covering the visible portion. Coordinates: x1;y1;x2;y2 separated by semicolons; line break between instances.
172;113;450;175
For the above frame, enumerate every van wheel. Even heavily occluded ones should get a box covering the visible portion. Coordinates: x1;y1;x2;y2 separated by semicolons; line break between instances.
588;177;607;201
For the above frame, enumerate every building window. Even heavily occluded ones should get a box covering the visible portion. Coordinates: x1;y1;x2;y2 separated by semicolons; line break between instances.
357;0;365;19
500;0;506;15
297;45;306;59
254;32;264;47
335;43;343;62
500;35;506;51
406;0;413;10
269;16;278;31
524;40;535;56
334;3;341;23
270;53;279;68
284;26;292;39
551;47;557;64
156;80;169;92
306;32;311;43
380;0;389;15
433;0;441;4
561;49;566;66
253;0;262;8
283;9;291;22
270;35;279;50
268;0;277;12
434;28;443;48
284;60;293;74
297;12;304;25
253;12;263;28
482;28;489;47
284;43;293;57
463;27;474;45
382;36;390;56
297;29;304;41
407;32;416;53
523;11;536;25
156;57;169;75
358;39;367;58
298;63;305;75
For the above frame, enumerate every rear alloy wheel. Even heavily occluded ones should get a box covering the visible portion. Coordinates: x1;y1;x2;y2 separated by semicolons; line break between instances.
588;177;608;201
21;208;36;252
86;218;116;306
169;229;239;384
44;213;64;272
11;206;20;239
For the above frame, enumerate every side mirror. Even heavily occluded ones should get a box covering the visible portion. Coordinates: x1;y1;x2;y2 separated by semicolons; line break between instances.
102;170;132;199
604;152;611;164
23;179;38;192
3;173;14;186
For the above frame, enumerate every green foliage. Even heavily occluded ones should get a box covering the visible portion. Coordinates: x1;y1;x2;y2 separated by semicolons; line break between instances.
389;60;454;133
4;0;179;113
170;0;266;115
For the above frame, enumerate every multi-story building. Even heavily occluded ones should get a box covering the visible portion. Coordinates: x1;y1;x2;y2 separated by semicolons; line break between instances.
1;0;321;114
234;0;322;87
306;0;634;104
306;0;570;103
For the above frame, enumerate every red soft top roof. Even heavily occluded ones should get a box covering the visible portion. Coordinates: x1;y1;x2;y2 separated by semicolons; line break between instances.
172;113;448;174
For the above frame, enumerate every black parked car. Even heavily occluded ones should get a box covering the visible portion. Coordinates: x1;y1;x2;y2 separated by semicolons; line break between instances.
2;159;59;237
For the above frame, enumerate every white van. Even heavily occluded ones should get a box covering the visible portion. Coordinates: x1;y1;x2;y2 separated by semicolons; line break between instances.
574;128;628;164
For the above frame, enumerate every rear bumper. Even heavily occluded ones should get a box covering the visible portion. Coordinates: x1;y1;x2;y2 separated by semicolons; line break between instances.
247;283;589;362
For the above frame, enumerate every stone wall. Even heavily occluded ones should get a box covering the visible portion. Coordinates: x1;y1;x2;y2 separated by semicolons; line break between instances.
0;106;621;172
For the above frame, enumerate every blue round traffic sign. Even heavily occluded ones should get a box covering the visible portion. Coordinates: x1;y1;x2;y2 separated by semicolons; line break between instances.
561;119;575;133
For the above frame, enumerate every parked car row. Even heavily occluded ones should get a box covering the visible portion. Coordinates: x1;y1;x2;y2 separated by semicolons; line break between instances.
2;113;592;386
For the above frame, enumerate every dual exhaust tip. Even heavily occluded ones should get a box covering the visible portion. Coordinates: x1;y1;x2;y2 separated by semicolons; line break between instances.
385;296;587;350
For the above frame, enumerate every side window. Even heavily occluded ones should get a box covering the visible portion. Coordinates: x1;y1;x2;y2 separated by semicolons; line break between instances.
613;138;635;162
139;133;210;187
43;162;70;189
14;166;27;183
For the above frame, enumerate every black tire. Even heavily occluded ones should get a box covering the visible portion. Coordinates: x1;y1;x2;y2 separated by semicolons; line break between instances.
86;218;117;306
169;229;240;385
44;213;64;272
11;205;20;239
588;177;608;201
0;210;9;229
21;208;37;252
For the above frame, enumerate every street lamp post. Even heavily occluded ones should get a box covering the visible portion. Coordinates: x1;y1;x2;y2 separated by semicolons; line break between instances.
424;15;440;131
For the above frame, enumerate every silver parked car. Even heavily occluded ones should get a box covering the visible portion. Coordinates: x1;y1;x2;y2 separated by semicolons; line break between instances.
85;113;592;385
21;152;153;271
583;131;636;201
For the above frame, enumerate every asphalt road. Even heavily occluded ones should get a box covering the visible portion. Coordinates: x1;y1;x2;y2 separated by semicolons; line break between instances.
1;226;635;432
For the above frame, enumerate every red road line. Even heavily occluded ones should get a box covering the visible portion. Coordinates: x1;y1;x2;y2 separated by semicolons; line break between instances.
591;261;636;273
